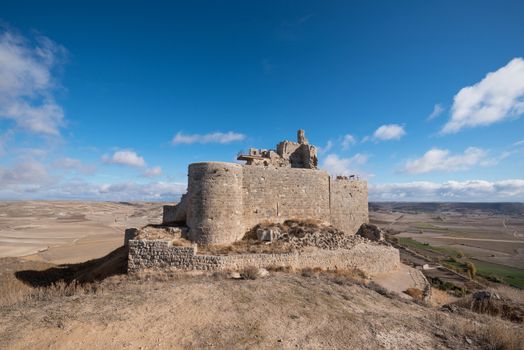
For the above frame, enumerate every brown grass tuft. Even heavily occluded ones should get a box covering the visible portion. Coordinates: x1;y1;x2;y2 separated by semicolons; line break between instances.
454;294;524;323
240;266;259;280
404;288;424;301
432;311;524;350
197;240;293;255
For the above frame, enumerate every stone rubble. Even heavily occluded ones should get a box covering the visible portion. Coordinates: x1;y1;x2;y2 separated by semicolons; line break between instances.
254;220;384;250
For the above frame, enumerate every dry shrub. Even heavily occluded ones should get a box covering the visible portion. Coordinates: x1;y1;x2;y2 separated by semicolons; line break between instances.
317;268;367;286
491;285;524;304
30;281;98;300
211;271;229;280
171;238;193;247
0;275;34;306
433;311;524;350
404;288;424;301
480;320;523;350
301;267;324;277
1;279;98;306
198;240;292;255
240;266;259;280
296;218;323;227
266;265;295;273
366;282;397;299
131;269;197;282
455;295;524;323
466;261;477;279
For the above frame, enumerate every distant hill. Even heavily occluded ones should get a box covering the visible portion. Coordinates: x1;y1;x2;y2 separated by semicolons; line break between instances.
369;202;524;216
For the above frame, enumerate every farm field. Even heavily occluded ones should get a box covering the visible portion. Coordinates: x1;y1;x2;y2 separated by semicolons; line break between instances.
370;202;524;288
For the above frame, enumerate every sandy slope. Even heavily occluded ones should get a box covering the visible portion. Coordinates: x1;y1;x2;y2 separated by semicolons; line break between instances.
2;272;511;350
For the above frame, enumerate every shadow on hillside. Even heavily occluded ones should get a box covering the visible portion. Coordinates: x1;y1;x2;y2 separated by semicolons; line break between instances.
15;246;128;287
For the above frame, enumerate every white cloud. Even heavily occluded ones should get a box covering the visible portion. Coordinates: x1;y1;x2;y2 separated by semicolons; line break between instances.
172;131;246;145
143;166;162;177
403;147;486;174
53;157;96;174
370;179;524;202
97;181;186;200
102;150;146;167
317;140;333;154
0;130;14;156
341;134;356;150
0;160;53;187
427;104;444;121
0;30;67;136
370;124;406;141
442;57;524;134
322;153;368;176
0;177;187;201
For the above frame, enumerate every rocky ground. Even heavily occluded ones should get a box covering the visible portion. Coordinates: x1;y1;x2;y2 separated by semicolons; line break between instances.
253;220;382;250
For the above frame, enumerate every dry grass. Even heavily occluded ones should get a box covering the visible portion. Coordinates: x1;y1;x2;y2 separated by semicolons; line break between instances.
454;294;524;323
240;266;260;280
170;238;193;247
404;288;424;301
266;265;295;273
432;312;524;350
2;254;524;350
197;239;293;255
1;274;99;306
300;267;324;277
480;320;524;350
492;284;524;304
0;247;127;307
0;258;55;306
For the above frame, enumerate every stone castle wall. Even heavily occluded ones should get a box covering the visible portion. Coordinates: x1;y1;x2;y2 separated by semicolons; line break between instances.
166;163;368;244
127;239;400;276
329;180;368;236
241;166;331;232
186;162;244;244
176;163;369;244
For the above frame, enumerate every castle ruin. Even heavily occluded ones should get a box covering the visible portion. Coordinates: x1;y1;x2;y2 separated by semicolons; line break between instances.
163;130;368;244
126;130;399;275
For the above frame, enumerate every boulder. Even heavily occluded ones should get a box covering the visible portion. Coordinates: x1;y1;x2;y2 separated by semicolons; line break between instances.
472;290;501;301
256;228;280;242
356;224;385;242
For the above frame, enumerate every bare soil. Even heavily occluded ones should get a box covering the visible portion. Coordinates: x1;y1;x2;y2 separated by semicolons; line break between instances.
0;201;163;263
1;256;523;350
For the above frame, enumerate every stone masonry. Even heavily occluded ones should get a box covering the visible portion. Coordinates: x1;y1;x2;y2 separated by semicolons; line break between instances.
163;130;369;245
127;239;400;276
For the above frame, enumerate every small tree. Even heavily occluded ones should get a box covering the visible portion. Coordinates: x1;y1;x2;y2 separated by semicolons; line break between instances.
466;261;476;279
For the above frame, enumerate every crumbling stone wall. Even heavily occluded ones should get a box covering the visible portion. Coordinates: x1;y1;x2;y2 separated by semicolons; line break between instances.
127;239;400;276
329;179;369;236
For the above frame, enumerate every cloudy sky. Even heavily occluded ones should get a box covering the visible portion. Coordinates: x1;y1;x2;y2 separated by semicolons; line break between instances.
1;1;523;201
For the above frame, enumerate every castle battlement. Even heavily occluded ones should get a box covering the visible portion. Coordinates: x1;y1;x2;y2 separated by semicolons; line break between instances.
163;130;368;245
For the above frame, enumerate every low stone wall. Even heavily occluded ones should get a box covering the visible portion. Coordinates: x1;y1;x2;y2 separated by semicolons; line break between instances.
128;239;400;276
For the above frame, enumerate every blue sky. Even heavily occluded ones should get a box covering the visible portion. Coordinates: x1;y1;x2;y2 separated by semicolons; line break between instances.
0;1;523;201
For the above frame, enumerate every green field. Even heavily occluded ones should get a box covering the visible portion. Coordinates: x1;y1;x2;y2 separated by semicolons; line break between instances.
397;237;524;289
412;222;450;232
472;259;524;289
397;237;461;257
